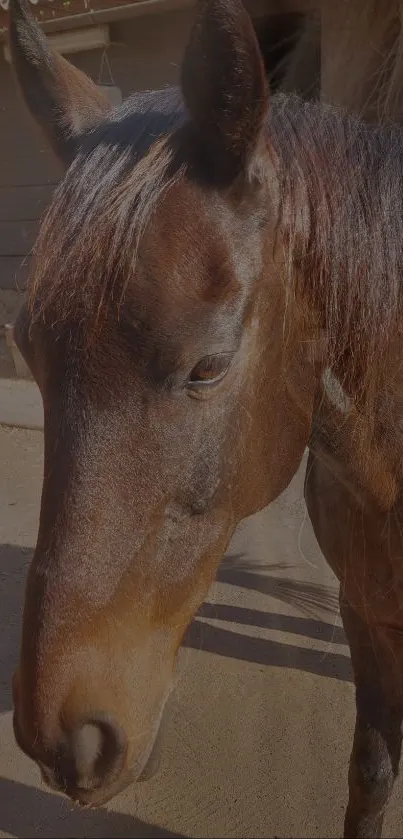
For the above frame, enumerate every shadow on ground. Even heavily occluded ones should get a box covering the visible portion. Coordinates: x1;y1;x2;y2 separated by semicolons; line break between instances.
183;553;352;683
217;555;341;617
0;543;32;712
0;776;184;839
184;617;351;683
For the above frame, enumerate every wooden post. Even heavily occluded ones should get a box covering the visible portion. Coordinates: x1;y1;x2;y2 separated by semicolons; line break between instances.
321;0;403;122
280;10;321;98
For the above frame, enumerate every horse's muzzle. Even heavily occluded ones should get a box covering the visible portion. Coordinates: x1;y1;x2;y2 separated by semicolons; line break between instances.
13;708;129;803
12;668;166;806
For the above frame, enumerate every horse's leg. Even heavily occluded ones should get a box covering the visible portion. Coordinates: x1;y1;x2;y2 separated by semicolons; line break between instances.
305;451;403;838
340;599;401;838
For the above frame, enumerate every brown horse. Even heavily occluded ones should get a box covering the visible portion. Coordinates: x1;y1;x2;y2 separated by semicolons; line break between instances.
8;0;403;836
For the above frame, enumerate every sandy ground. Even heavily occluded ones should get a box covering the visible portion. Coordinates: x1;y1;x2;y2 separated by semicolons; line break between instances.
1;426;403;838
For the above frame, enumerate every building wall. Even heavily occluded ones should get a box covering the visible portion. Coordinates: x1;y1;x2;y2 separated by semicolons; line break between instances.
0;6;196;296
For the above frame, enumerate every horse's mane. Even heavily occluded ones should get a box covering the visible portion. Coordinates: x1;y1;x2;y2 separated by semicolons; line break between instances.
270;94;403;410
29;86;187;325
31;86;403;415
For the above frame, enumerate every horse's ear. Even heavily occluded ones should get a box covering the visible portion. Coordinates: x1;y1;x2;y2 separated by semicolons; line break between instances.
181;0;268;183
8;0;111;166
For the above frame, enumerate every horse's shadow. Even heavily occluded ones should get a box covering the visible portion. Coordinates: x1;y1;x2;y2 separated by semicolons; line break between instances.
181;553;351;683
0;543;32;712
0;775;183;839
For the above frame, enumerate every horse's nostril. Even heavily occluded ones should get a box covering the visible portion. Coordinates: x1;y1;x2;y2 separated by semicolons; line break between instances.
60;714;128;791
71;722;104;780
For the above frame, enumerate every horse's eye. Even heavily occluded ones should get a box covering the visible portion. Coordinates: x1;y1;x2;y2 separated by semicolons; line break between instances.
188;354;232;388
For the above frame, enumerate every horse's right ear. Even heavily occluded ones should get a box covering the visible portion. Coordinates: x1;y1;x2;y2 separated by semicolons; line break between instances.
181;0;268;183
8;0;111;166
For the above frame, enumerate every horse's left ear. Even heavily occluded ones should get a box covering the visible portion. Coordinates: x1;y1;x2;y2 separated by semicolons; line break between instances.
8;0;112;166
181;0;268;183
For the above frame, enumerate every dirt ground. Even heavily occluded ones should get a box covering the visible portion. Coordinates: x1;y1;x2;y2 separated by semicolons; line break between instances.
1;426;403;838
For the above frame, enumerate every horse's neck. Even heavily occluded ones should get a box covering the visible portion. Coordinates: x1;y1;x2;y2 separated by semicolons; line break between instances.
270;96;403;510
